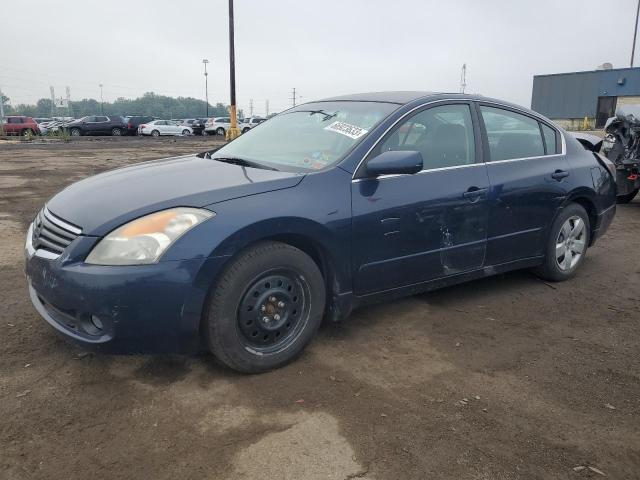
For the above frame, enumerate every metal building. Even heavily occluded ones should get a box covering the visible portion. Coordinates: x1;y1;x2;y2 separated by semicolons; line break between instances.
531;67;640;129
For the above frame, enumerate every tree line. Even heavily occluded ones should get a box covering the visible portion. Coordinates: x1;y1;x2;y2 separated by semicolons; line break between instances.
1;92;230;119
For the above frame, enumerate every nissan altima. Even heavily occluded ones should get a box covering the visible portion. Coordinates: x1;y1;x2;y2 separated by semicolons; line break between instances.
25;92;617;372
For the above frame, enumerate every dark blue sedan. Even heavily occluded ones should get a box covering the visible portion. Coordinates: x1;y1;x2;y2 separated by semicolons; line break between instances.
25;92;617;372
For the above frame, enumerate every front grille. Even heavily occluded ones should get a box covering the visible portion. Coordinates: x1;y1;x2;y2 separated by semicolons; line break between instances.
32;207;82;255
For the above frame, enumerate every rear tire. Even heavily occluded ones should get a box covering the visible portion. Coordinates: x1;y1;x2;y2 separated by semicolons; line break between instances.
70;128;81;137
242;127;250;133
533;203;590;282
617;188;638;204
111;127;122;136
216;127;225;136
202;130;209;136
205;241;325;373
151;130;160;137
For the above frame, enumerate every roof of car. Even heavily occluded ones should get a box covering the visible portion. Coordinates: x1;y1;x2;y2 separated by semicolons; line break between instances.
313;91;538;115
316;91;453;104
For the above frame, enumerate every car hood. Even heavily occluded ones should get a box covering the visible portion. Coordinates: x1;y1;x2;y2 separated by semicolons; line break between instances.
47;154;304;236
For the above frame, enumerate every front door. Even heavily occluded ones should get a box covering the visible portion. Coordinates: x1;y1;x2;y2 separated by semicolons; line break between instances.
351;102;490;295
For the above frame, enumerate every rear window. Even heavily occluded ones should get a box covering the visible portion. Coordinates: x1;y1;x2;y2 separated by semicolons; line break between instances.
480;106;545;161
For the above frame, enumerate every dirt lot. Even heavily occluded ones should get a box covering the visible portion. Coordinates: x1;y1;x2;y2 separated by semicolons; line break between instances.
1;136;639;480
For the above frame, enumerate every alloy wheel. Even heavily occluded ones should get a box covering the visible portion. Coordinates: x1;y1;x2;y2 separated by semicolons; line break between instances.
555;215;586;271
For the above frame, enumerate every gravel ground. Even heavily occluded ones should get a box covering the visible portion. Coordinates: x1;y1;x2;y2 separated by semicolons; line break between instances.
0;136;639;480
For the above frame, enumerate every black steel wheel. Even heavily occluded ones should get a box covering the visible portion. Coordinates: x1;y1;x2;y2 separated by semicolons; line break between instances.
205;241;325;373
237;271;310;354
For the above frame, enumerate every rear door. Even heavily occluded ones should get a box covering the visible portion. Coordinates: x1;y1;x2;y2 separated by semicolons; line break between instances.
351;102;490;295
155;120;168;134
477;103;571;265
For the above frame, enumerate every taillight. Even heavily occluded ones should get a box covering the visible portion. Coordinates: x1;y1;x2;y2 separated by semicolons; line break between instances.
128;123;133;129
140;125;146;129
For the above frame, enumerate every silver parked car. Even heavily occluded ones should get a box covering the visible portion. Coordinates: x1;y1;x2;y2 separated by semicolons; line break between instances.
203;117;231;136
138;120;193;137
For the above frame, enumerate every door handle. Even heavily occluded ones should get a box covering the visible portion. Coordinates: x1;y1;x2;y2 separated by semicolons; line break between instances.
462;187;488;201
551;169;570;181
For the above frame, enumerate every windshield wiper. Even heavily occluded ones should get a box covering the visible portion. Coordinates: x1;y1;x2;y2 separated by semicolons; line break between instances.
305;109;337;121
212;157;279;171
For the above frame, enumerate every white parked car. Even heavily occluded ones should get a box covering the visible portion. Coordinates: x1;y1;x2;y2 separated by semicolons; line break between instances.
138;120;192;137
203;117;231;136
240;116;266;133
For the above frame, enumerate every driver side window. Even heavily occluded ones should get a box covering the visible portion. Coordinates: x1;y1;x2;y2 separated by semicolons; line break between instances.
377;104;476;170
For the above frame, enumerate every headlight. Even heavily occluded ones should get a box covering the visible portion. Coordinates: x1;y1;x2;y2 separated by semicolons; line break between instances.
85;207;214;265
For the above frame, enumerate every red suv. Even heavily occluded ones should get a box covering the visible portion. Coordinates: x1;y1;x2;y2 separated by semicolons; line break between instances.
2;116;40;136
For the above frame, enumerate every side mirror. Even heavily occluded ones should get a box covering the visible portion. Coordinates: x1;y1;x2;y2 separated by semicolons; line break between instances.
366;150;423;177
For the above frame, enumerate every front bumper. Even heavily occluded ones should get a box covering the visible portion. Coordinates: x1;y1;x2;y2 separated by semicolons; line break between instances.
25;229;230;353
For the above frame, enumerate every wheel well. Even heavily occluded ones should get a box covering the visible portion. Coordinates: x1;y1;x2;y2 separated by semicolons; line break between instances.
259;234;338;295
570;196;597;244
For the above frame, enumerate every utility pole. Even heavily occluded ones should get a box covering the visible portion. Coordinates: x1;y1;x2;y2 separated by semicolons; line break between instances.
249;98;253;117
226;0;241;140
99;84;104;115
460;63;467;93
292;88;297;107
265;99;269;117
50;86;56;117
0;86;5;131
203;59;210;117
632;0;640;67
66;86;73;118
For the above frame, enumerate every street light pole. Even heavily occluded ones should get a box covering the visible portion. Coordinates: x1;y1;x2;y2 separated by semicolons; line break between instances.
99;84;104;115
203;59;210;117
632;0;640;67
226;0;240;140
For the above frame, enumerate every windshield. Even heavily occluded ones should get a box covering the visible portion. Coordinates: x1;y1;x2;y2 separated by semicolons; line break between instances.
211;101;398;172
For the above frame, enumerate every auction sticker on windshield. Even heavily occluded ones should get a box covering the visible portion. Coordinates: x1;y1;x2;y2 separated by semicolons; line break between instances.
324;121;368;140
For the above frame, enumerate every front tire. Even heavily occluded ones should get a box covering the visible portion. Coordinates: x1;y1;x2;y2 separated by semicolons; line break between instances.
533;203;590;282
182;129;191;136
205;241;325;373
70;128;81;137
617;188;638;204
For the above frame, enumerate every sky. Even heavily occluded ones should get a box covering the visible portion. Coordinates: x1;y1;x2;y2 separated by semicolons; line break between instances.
1;0;639;116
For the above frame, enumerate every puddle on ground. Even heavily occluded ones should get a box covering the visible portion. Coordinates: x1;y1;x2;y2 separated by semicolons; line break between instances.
230;411;367;480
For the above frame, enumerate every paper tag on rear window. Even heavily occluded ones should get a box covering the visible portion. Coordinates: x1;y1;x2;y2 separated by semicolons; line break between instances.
324;121;368;139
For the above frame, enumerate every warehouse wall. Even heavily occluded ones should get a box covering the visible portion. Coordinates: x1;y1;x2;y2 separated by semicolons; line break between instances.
531;68;640;119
